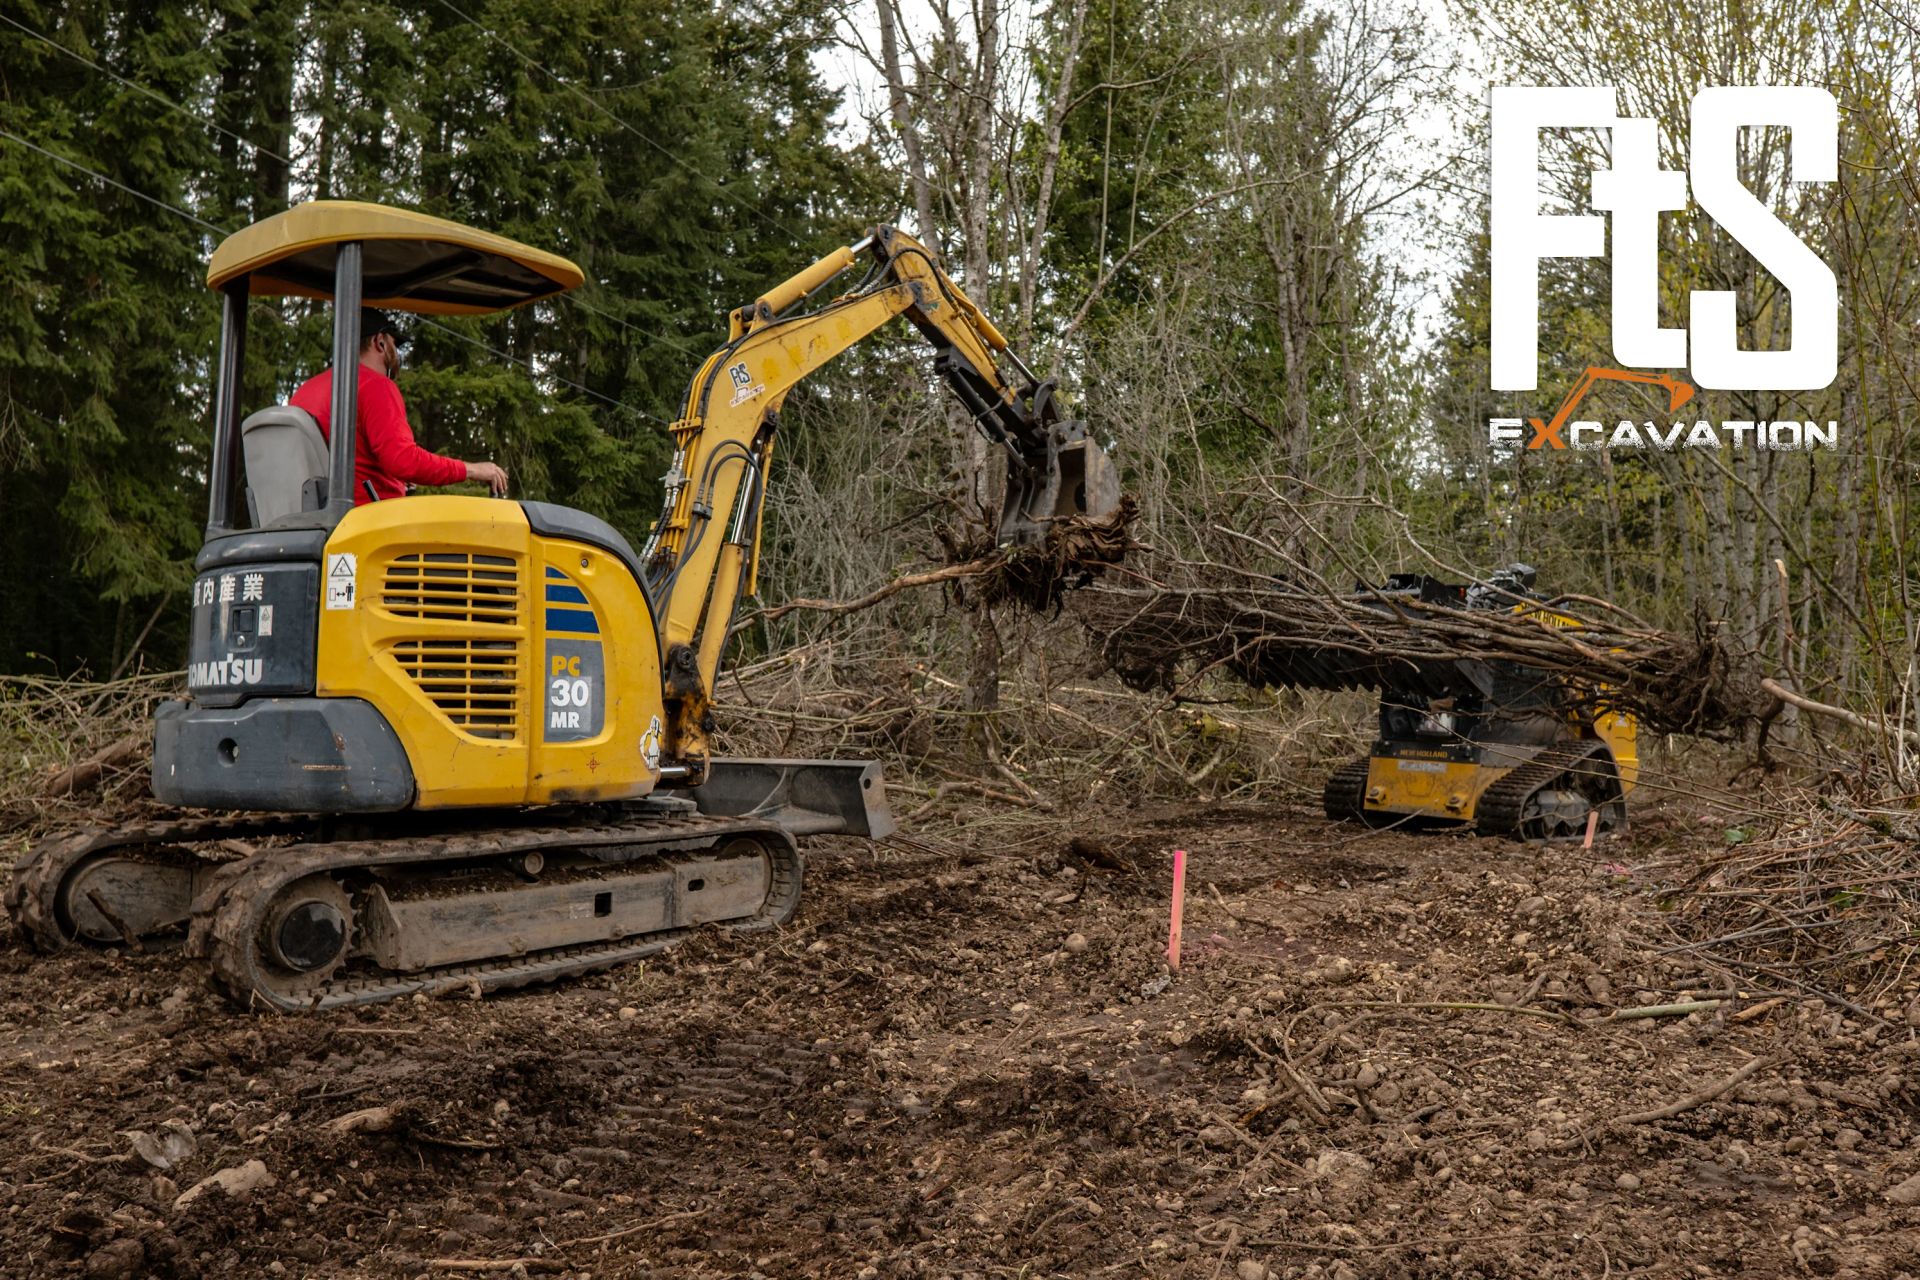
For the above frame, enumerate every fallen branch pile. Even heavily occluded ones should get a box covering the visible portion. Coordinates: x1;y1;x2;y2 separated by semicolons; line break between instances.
1071;579;1775;738
748;498;1777;737
1660;793;1920;1005
1;671;178;832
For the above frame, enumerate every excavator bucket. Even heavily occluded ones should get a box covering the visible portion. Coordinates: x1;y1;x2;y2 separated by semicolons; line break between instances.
998;420;1121;546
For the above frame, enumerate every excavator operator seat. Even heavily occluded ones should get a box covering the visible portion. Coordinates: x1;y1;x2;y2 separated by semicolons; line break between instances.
240;406;328;525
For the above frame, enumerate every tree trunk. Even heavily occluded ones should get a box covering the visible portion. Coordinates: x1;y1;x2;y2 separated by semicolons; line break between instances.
875;0;936;239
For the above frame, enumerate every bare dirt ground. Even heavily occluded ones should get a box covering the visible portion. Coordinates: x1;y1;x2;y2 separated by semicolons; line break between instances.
4;768;1920;1279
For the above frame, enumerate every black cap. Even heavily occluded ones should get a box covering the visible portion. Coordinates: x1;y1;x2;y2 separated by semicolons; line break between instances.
360;308;410;348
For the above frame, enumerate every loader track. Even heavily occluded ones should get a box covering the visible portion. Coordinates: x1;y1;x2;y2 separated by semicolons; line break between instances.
1321;757;1373;823
1473;740;1625;843
6;812;803;1011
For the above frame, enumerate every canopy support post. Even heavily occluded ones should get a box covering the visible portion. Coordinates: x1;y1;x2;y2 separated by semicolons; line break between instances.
326;242;363;519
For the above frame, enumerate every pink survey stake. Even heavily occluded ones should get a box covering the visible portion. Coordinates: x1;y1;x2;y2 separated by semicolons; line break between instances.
1167;848;1187;970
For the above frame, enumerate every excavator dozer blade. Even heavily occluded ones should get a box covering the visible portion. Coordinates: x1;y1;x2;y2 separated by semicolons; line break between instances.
684;757;898;839
999;422;1121;546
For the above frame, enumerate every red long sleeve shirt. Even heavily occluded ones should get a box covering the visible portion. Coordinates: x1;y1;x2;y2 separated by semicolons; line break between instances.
289;364;467;504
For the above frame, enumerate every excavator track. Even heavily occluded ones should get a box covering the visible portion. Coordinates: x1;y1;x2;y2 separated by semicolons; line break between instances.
5;815;309;953
7;812;802;1012
1321;757;1374;823
189;814;801;1012
1473;740;1626;843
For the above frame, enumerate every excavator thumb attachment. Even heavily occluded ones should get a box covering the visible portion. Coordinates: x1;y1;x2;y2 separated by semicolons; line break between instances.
998;420;1121;546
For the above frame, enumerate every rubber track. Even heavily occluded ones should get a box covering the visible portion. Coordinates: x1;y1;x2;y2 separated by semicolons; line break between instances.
4;816;311;952
1321;758;1372;822
189;814;803;1012
1473;740;1621;841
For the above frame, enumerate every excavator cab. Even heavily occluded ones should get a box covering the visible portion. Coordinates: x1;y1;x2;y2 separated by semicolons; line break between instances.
199;201;583;530
157;201;624;816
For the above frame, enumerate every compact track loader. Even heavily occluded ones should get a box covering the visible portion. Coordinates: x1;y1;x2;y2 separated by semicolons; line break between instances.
1318;566;1639;841
6;202;1117;1009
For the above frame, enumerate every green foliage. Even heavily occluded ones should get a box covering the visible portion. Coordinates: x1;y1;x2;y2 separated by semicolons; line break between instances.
0;0;868;672
0;0;220;670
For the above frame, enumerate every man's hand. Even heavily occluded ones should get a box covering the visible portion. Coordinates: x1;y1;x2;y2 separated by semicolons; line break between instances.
467;461;509;497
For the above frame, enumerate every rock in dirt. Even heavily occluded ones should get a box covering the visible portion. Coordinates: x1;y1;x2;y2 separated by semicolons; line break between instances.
1309;1150;1373;1202
1884;1171;1920;1206
1235;1261;1270;1280
324;1106;395;1136
174;1159;275;1210
83;1237;145;1280
123;1120;196;1171
1063;932;1088;954
1308;957;1358;985
1615;1173;1642;1191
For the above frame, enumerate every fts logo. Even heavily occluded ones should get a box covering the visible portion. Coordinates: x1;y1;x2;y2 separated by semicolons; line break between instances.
1491;86;1837;394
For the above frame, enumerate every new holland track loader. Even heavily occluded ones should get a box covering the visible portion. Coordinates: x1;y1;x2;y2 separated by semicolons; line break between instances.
6;202;1118;1010
1318;566;1639;841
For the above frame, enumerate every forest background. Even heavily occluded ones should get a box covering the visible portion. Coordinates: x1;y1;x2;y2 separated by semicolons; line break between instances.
2;0;1917;781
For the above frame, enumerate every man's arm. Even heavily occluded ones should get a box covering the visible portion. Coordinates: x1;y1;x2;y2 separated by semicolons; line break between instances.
359;377;510;495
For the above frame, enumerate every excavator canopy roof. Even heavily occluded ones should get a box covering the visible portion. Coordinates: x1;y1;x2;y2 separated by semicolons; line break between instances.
206;200;584;315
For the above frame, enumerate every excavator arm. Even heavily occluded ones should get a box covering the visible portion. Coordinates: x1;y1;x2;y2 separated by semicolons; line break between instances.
639;225;1118;775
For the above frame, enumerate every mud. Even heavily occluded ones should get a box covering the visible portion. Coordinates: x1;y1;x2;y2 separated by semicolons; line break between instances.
4;776;1920;1277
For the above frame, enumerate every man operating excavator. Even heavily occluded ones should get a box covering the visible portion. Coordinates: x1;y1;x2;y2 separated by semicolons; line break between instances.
289;307;509;503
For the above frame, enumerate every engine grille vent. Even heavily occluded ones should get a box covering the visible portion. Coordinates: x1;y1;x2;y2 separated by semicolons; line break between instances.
383;552;518;624
392;638;520;740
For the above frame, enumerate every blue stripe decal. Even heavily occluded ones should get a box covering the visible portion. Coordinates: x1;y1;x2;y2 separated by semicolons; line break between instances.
545;584;589;605
546;566;565;579
546;608;601;634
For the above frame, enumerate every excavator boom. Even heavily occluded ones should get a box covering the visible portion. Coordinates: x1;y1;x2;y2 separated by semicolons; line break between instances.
640;226;1119;769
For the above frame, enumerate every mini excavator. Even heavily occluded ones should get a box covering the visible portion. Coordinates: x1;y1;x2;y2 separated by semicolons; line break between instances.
1318;566;1639;841
6;202;1118;1009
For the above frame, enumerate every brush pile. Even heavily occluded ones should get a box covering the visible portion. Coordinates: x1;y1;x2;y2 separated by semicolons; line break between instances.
1659;791;1920;1004
0;671;177;834
1071;576;1775;738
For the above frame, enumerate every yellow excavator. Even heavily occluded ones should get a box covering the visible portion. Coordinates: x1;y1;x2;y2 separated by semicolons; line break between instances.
6;201;1118;1009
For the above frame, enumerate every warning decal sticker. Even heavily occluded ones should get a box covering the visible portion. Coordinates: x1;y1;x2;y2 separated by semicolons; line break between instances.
324;553;357;610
